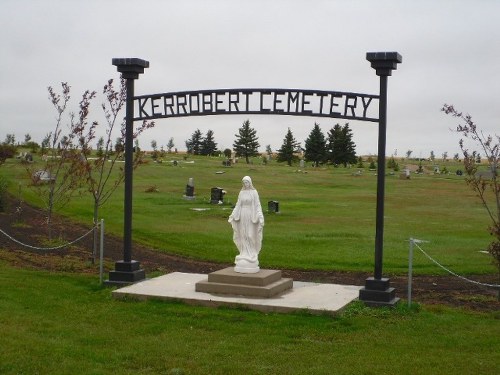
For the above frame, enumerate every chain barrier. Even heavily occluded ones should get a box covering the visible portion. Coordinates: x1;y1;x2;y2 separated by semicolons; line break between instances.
0;224;99;251
413;240;499;289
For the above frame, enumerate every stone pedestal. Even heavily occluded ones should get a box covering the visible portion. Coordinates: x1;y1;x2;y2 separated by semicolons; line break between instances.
195;267;293;298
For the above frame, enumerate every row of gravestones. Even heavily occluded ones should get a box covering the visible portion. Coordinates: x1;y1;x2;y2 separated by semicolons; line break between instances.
184;178;279;212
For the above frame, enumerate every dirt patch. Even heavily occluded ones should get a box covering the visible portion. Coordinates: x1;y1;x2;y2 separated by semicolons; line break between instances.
0;195;498;312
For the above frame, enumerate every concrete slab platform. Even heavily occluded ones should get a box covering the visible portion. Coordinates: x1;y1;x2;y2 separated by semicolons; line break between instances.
112;272;362;315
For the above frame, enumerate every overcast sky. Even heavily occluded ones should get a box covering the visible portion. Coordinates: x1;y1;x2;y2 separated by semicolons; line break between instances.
1;0;499;157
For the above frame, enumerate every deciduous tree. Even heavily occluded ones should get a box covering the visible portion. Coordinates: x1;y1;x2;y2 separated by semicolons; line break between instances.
443;104;500;291
27;83;91;238
76;78;154;262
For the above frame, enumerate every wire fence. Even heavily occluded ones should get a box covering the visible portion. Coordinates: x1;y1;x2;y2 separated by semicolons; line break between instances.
1;221;106;283
2;226;499;290
412;239;499;289
0;224;98;251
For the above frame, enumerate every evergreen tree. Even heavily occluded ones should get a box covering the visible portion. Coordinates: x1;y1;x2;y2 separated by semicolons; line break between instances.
151;139;158;160
166;137;175;153
265;145;273;159
277;128;301;166
233;119;260;164
200;129;218;156
39;134;49;155
327;123;357;167
304;123;327;167
185;129;203;155
340;123;357;166
327;124;342;165
4;134;15;146
114;137;124;153
356;156;364;168
96;136;104;158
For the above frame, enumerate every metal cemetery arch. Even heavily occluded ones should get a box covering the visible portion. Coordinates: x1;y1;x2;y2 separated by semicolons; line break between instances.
108;53;402;306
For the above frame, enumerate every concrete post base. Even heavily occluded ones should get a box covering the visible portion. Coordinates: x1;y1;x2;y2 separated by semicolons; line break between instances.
358;277;400;307
105;260;146;286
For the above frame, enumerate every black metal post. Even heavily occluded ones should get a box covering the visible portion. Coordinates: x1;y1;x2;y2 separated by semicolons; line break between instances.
123;77;134;263
359;52;402;306
106;58;149;286
374;74;388;280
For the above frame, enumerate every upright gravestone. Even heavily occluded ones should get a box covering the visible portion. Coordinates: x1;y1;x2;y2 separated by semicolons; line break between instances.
268;200;280;213
211;187;224;204
184;177;195;200
299;159;305;169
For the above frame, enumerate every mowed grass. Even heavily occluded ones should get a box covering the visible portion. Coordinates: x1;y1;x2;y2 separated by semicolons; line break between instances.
1;155;496;275
0;262;498;375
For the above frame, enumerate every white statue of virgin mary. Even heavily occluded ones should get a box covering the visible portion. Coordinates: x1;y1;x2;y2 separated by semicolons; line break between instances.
228;176;264;273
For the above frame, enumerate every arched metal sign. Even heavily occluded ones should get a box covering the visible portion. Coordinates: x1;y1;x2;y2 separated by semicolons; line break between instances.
107;53;402;307
134;88;379;122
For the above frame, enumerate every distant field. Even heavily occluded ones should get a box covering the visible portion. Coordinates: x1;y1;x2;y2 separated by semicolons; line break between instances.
1;154;496;275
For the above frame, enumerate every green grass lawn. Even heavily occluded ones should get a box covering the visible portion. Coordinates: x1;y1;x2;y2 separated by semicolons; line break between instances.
0;262;498;375
1;155;497;275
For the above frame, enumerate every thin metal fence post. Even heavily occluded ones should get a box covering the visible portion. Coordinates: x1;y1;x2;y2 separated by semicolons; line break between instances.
408;238;414;307
99;219;104;284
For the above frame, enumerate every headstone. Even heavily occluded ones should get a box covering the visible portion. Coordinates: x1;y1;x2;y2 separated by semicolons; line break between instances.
33;170;54;183
299;159;305;168
268;200;279;213
184;177;195;200
399;168;411;179
211;187;224;204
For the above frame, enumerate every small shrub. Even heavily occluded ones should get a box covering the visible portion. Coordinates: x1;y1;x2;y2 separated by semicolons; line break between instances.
356;156;364;168
145;185;159;193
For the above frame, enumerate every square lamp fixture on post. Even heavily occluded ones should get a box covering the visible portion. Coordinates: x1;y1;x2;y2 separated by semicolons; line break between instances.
106;58;149;286
359;52;402;306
